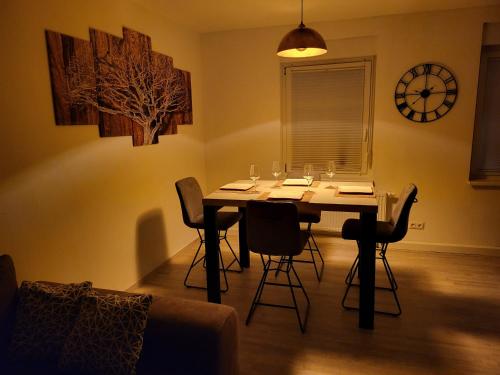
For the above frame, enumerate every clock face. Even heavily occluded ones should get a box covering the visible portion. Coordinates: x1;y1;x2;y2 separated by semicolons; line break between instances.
394;63;458;123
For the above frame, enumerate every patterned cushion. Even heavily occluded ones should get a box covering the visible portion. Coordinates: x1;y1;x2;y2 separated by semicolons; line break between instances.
8;281;93;365
58;293;153;375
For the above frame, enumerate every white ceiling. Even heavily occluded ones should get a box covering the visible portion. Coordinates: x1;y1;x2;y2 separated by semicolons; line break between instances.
140;0;500;33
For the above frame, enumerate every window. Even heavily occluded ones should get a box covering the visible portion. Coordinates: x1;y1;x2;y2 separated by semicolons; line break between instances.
470;45;500;185
281;58;375;175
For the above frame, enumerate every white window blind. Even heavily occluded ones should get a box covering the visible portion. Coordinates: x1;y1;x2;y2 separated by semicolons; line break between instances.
470;45;500;183
282;60;373;174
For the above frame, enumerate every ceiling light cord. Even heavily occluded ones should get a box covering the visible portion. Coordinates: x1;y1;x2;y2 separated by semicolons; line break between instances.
300;0;304;26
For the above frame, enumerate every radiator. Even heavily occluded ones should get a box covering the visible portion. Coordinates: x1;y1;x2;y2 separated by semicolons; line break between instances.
314;192;389;233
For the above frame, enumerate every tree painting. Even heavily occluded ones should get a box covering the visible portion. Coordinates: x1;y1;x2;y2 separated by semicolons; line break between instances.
45;27;192;146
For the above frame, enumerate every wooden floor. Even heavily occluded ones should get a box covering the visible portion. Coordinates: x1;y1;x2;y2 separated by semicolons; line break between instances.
130;233;500;375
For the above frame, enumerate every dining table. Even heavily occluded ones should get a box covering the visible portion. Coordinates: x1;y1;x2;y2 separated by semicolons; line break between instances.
202;179;379;329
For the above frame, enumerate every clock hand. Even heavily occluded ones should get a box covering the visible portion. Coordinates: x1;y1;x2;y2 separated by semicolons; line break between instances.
412;96;423;105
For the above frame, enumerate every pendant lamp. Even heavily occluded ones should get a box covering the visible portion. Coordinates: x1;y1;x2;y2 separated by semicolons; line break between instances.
277;0;327;58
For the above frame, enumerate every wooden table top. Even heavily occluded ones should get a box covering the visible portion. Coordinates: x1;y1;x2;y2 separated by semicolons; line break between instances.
203;180;379;214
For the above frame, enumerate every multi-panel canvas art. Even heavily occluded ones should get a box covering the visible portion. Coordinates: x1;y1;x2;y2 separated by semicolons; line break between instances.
45;27;193;146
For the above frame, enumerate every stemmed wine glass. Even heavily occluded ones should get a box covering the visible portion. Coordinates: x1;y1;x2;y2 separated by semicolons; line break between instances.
325;160;336;188
249;164;260;192
303;164;313;191
271;161;281;185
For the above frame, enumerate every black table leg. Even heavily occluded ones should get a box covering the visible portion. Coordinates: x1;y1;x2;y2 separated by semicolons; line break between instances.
358;211;377;329
238;207;250;268
204;205;221;303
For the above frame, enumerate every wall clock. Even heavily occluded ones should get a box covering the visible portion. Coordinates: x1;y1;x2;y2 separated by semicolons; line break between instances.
394;63;458;123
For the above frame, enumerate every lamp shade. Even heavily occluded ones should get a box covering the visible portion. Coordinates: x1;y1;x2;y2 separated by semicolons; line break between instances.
277;23;327;58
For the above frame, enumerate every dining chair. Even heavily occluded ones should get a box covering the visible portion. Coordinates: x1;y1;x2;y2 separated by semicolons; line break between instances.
245;200;310;333
175;177;242;292
340;183;417;316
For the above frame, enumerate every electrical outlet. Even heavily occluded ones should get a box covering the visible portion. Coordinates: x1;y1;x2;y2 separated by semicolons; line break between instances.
409;222;425;230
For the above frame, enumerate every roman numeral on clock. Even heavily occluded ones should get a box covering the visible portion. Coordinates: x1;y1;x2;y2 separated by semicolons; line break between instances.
444;76;455;84
443;99;454;108
406;110;416;120
397;102;408;111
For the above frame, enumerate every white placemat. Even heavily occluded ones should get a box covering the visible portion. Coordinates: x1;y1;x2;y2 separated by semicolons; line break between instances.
338;185;374;194
282;178;310;186
220;182;254;191
268;190;304;200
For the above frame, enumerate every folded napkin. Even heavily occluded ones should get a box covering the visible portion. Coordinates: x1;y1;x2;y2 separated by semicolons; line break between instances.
268;190;304;200
338;185;374;194
220;183;253;191
282;178;311;186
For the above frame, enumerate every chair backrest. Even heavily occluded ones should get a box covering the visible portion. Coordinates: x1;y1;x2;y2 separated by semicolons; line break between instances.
175;177;204;228
246;200;303;257
389;183;418;242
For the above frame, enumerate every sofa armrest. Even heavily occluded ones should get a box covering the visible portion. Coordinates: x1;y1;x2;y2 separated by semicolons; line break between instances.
0;255;18;362
137;296;239;375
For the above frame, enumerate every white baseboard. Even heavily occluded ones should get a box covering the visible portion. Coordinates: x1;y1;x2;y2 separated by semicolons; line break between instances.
227;227;500;257
297;229;500;257
391;240;500;257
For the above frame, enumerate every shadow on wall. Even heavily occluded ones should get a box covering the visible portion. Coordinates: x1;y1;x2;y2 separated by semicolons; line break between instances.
135;209;168;282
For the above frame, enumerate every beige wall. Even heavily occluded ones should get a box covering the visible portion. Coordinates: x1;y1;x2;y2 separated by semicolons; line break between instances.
0;0;206;289
1;2;499;290
202;6;500;250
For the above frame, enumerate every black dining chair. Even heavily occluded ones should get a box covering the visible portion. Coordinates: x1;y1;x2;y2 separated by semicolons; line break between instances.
245;200;311;333
175;177;242;292
341;183;418;316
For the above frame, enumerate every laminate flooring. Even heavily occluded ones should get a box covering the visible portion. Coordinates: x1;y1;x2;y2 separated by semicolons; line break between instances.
129;233;500;375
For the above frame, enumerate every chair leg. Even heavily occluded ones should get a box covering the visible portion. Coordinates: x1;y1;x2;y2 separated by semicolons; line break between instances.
344;254;359;285
246;257;271;325
342;242;401;316
380;243;398;290
218;246;229;293
379;244;401;316
222;231;243;273
285;223;325;281
288;259;310;333
274;256;286;277
184;230;229;292
184;240;204;288
246;256;310;333
308;228;325;279
341;253;359;310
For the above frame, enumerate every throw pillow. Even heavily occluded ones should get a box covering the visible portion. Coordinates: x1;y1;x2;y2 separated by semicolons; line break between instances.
58;292;153;375
8;281;92;365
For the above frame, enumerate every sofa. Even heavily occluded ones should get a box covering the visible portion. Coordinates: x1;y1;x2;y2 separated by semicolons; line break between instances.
0;254;239;374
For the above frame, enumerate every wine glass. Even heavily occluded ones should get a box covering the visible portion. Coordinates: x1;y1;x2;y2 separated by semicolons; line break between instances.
271;161;281;184
325;160;336;188
249;164;260;192
303;164;313;191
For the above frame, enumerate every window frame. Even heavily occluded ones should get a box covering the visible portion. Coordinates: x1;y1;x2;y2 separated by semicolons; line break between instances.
470;45;500;186
280;56;376;177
